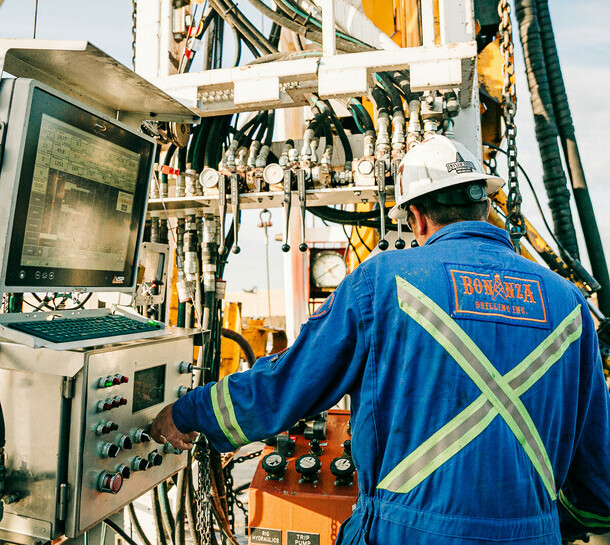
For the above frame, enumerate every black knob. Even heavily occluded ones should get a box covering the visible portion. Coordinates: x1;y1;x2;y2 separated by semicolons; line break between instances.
309;439;322;456
117;464;131;480
378;239;389;251
132;457;149;471
232;246;241;254
108;421;119;432
164;442;182;455
395;239;406;249
148;451;163;467
295;454;321;483
261;452;287;480
101;442;120;459
299;243;308;252
330;456;356;485
116;435;132;450
133;429;151;443
342;439;352;457
281;244;290;253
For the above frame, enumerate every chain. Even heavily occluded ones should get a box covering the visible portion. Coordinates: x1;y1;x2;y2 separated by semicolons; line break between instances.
233;449;263;464
498;0;525;252
195;439;213;544
224;462;236;535
131;0;137;70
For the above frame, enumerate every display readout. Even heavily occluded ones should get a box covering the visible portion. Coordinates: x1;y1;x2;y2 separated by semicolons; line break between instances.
133;364;166;412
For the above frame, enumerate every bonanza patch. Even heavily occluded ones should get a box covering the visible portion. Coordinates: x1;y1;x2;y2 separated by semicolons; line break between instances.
446;266;550;329
309;292;335;321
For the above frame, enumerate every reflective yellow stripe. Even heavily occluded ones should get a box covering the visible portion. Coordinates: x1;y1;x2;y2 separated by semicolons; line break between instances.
559;490;610;528
378;277;582;498
210;379;249;448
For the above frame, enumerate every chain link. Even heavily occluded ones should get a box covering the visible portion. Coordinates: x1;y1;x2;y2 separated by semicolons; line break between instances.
233;449;263;464
498;0;526;252
195;439;213;544
224;462;236;535
131;0;137;70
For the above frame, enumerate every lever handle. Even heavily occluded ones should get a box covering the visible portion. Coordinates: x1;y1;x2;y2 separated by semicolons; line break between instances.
376;161;389;250
297;169;308;252
218;174;227;255
395;220;406;249
230;173;241;254
282;170;292;252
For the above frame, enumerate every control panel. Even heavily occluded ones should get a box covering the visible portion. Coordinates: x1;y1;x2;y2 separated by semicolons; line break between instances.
249;410;357;545
74;335;194;534
0;331;198;542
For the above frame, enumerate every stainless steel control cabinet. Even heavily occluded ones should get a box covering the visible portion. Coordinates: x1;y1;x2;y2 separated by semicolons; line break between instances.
0;331;195;544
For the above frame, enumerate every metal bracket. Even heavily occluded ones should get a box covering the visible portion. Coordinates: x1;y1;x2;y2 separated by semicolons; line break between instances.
62;377;75;400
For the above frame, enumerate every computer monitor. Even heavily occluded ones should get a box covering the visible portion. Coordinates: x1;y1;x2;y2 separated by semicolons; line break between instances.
0;79;156;292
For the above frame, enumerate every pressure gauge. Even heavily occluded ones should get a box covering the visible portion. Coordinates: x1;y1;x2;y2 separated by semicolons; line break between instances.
263;163;284;186
199;167;220;189
311;250;347;289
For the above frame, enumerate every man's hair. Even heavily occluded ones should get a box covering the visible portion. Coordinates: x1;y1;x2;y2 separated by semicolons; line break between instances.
405;196;488;226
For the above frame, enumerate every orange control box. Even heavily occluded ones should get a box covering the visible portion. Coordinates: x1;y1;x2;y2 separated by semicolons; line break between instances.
248;410;358;545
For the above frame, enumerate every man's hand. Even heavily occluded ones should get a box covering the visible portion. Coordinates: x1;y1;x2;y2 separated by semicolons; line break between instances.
150;402;199;451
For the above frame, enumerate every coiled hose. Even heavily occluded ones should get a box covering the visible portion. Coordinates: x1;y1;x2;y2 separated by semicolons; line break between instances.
514;0;579;260
534;0;610;313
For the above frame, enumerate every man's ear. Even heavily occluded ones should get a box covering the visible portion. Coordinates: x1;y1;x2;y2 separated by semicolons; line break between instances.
409;204;428;237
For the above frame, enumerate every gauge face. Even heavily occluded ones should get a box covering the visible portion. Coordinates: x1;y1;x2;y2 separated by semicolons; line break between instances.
334;458;353;471
199;167;219;188
298;456;317;470
265;454;283;467
263;163;284;186
311;250;347;289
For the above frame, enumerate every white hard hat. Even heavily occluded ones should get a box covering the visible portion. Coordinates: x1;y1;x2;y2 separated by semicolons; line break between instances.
388;135;504;220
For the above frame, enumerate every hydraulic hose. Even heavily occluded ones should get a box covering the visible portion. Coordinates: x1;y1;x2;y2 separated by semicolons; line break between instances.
152;487;170;545
104;519;140;545
534;0;610;314
243;0;369;53
185;463;201;545
174;470;187;545
159;481;176;544
221;328;256;368
322;99;353;164
514;0;580;260
127;503;153;545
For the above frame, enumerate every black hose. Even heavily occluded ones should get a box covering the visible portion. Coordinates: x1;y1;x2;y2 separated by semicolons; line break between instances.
174;471;187;545
161;144;177;187
186;124;202;166
243;0;369;53
322;99;353;164
265;110;276;147
104;518;140;545
308;206;398;231
159;481;176;544
514;0;580;260
535;0;610;314
152;488;169;545
127;503;153;545
221;328;256;368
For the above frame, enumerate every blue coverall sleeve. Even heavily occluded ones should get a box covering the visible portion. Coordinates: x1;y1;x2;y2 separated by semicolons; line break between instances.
558;306;610;540
171;272;370;452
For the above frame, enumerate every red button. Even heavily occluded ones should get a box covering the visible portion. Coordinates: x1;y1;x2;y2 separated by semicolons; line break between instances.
120;376;129;384
112;376;121;385
111;399;120;408
118;397;128;406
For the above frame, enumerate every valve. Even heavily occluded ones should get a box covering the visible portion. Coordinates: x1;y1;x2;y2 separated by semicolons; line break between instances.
261;452;287;480
132;428;151;444
218;173;227;255
375;160;388;251
309;438;323;456
100;442;120;459
395;220;406;250
342;439;352;458
304;420;327;440
276;434;296;457
297;169;308;252
295;454;321;484
282;169;293;252
330;456;356;486
230;172;241;254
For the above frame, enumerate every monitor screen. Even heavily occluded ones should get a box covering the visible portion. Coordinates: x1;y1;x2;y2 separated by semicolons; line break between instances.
2;85;155;291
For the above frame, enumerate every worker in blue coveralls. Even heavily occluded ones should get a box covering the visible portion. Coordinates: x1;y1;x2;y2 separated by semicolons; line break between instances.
152;135;610;544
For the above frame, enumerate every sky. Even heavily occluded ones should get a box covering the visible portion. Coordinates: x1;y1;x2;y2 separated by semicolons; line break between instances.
0;0;608;294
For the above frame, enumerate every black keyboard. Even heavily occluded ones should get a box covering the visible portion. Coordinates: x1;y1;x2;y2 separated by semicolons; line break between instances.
7;314;161;344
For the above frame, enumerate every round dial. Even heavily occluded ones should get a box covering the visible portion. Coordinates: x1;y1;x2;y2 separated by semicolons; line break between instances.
330;456;355;476
311;250;347;289
263;163;284;186
295;454;321;477
199;167;220;189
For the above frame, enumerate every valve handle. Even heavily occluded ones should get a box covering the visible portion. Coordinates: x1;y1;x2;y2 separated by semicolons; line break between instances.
395;220;406;249
282;170;292;252
230;173;241;254
376;161;388;251
297;169;308;252
218;174;227;255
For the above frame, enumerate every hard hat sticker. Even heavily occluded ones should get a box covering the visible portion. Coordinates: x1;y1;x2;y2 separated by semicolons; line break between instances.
447;266;550;328
446;152;476;174
309;292;335;321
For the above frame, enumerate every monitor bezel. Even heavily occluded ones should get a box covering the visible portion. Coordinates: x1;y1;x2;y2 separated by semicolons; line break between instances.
0;79;156;293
